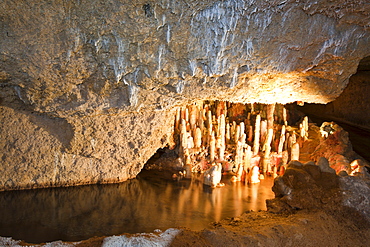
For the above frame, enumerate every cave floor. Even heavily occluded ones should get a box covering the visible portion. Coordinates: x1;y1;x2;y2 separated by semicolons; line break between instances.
6;209;368;247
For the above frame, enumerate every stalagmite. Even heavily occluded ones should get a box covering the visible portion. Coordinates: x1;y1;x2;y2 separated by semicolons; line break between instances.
278;125;286;154
173;102;318;181
219;114;226;161
204;163;222;187
262;104;275;174
210;131;216;162
231;121;236;142
175;107;181;131
194;127;202;148
232;140;243;181
187;133;194;149
219;114;226;147
263;128;274;174
235;125;241;144
189;105;197;130
291;131;297;144
301;116;309;140
260;120;267;145
207;110;213;132
253;114;261;155
247;125;253;143
284;132;289;151
291;142;300;161
180;119;188;152
240;122;245;137
226;123;231;144
198;108;204;131
243;145;252;170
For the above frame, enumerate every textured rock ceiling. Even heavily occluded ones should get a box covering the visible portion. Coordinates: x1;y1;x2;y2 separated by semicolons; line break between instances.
0;0;370;190
1;0;370;115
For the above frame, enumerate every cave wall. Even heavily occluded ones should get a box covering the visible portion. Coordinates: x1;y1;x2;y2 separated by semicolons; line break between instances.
301;57;370;127
1;0;370;190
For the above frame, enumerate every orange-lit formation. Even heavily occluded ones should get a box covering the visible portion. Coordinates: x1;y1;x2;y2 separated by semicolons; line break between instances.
173;101;310;185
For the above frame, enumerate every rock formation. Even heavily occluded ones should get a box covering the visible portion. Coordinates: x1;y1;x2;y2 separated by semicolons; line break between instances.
1;0;370;190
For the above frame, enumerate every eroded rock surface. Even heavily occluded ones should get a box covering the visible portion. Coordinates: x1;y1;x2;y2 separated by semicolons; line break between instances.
1;0;370;190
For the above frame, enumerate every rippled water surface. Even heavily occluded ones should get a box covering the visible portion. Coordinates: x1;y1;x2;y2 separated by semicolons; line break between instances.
0;170;274;243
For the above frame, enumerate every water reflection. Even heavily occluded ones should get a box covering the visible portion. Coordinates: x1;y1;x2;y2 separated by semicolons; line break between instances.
0;170;274;244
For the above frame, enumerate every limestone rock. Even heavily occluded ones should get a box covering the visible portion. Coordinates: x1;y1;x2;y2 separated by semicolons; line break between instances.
1;0;370;190
204;163;222;187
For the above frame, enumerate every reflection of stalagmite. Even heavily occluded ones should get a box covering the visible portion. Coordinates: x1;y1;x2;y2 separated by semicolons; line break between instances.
253;114;261;155
248;166;260;184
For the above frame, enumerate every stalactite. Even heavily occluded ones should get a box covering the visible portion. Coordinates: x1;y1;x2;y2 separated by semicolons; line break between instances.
175;107;181;131
283;107;288;126
185;107;189;122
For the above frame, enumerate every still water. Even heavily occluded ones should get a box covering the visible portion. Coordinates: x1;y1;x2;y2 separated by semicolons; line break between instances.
0;170;274;244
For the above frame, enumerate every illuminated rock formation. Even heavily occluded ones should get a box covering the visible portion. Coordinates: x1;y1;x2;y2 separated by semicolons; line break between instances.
0;0;370;190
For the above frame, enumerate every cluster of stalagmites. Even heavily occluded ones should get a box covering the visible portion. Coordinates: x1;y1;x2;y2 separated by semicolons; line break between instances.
170;101;370;188
171;101;310;187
